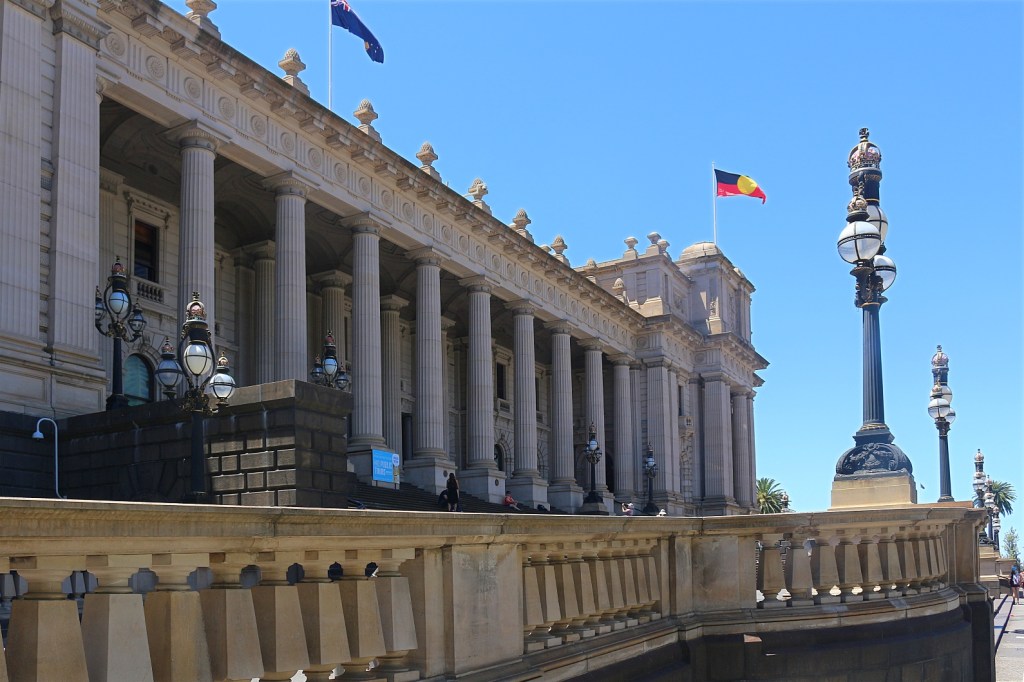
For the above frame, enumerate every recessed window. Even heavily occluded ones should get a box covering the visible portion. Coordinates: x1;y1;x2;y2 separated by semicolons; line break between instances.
496;363;508;400
134;220;159;282
124;354;155;406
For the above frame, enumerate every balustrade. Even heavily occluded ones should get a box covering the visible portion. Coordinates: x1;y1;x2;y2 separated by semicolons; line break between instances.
0;501;986;681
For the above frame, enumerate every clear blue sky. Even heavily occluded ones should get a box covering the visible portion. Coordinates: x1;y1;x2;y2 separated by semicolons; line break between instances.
165;0;1023;527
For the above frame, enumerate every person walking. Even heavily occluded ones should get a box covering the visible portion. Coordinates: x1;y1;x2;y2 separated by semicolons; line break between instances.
446;472;460;512
1012;564;1020;605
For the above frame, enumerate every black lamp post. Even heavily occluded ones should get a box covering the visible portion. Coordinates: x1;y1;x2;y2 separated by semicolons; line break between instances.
94;258;147;410
984;478;996;544
971;449;990;544
310;331;350;390
582;422;602;505
154;292;236;502
642;443;659;515
834;129;913;482
928;346;956;502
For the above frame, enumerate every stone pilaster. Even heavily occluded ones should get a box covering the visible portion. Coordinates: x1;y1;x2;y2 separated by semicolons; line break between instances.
166;121;228;335
311;270;351;365
233;251;256;386
346;215;388;475
701;373;736;514
507;301;547;508
459;276;503;501
266;173;313;382
581;340;608;496
731;390;753;510
380;295;408;459
610;356;635;502
667;367;681;504
546;321;581;512
247;242;276;384
645;360;672;497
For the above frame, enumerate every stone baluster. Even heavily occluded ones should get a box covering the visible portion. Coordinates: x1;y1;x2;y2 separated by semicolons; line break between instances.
7;556;89;681
932;536;948;588
528;553;564;649
861;536;885;600
550;551;585;642
522;554;550;653
145;553;213;682
201;552;264;682
898;536;921;594
813;538;841;605
82;554;155;682
788;539;814;607
564;552;597;638
294;552;351;682
630;552;654;621
837;539;864;603
878;535;903;598
759;536;786;608
251;553;310;681
615;550;641;624
372;551;419;682
596;551;624;630
643;553;663;619
581;550;611;634
917;537;936;592
335;555;388;681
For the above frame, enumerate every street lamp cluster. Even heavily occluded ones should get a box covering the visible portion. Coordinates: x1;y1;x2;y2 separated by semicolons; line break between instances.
310;332;350;390
582;423;603;506
971;449;1000;547
154;292;237;501
927;346;956;502
834;129;912;480
94;258;147;410
642;444;659;515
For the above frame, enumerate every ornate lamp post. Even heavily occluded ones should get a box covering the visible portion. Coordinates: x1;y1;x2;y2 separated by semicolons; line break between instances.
94;258;147;409
927;346;956;502
984;478;996;544
154;292;236;502
582;422;603;506
642;443;659;515
310;331;350;390
972;449;986;509
833;129;913;492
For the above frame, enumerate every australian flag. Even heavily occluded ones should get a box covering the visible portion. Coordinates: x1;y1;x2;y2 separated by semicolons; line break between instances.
331;0;384;64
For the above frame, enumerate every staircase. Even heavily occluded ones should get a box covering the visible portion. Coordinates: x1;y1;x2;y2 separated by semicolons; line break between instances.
346;481;562;514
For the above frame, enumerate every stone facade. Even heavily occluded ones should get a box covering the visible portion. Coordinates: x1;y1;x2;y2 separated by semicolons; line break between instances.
0;0;765;515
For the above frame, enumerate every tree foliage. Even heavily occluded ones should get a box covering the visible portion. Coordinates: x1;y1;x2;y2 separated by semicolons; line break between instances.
756;477;787;514
1004;527;1020;566
990;480;1016;516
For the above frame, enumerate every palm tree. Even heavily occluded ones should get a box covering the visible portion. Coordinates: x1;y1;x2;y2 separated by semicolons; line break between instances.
990;480;1016;516
756;477;787;514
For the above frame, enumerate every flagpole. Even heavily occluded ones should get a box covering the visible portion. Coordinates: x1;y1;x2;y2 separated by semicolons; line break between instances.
328;1;333;111
712;161;718;245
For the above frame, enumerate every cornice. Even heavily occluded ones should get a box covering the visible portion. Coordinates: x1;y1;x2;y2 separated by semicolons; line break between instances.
51;0;111;49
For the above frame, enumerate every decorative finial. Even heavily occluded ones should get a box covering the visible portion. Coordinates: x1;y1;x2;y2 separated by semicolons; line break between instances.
185;292;207;321
416;142;440;179
550;235;568;264
185;0;220;37
354;99;380;142
278;49;308;95
931;345;949;368
646;231;661;245
510;209;533;241
468;178;490;214
848;127;882;171
859;127;870;142
624;236;638;251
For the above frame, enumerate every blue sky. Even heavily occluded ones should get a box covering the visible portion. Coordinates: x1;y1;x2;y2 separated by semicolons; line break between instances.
165;0;1023;527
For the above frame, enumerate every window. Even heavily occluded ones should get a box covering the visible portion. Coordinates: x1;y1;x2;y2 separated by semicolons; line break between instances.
124;355;155;406
134;220;159;282
496;363;508;400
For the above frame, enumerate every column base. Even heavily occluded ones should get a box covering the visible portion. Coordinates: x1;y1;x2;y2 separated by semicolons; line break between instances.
348;441;395;483
505;475;550;511
830;471;918;509
548;482;584;514
458;467;506;504
402;456;458;495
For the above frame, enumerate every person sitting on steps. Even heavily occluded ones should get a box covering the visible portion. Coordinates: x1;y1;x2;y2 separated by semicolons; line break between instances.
503;492;522;511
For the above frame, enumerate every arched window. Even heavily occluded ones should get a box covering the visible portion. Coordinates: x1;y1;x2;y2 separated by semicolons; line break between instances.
124;354;155;406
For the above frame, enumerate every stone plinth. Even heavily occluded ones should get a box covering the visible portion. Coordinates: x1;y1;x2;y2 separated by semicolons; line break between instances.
830;471;918;510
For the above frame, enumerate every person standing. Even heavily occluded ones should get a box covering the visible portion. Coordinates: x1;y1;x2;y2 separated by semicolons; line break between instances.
1012;564;1020;605
446;472;460;512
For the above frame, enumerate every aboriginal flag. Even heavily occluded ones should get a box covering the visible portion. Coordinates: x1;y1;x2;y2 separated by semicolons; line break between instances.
331;0;384;64
715;170;766;204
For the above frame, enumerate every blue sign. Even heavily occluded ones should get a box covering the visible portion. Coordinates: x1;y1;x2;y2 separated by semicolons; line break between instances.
372;450;401;483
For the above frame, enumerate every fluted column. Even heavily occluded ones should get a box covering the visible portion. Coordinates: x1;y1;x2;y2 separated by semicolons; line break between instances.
233;252;256;386
667;367;681;502
511;302;538;475
312;270;351;365
347;216;387;454
249;243;276;384
464;277;495;469
732;390;753;509
0;0;47;344
581;340;608;493
266;173;312;381
646;361;672;496
611;355;635;500
546;321;580;512
412;249;446;460
702;373;735;513
168;121;226;334
380;295;408;455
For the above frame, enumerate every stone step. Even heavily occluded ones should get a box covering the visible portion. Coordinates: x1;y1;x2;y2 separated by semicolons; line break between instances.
346;481;563;514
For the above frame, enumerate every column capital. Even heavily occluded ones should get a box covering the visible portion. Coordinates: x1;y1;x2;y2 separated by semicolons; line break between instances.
579;338;604;353
608;353;634;366
506;299;537;316
380;294;409;312
407;246;445;267
165;119;231;152
544;319;572;336
310;269;351;290
241;240;276;262
731;386;755;399
341;212;388;235
701;370;727;383
50;0;110;49
459;275;493;294
263;170;318;198
9;0;54;20
440;315;457;332
643;358;669;370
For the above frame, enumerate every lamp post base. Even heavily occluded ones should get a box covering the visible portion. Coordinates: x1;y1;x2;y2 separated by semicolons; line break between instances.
105;394;129;411
830;471;917;509
578;500;609;516
642;502;660;516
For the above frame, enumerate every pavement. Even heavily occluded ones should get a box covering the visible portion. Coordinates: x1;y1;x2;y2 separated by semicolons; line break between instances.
997;590;1024;681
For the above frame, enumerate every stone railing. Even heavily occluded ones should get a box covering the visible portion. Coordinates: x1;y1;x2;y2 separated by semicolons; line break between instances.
0;500;992;681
